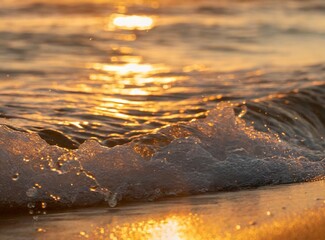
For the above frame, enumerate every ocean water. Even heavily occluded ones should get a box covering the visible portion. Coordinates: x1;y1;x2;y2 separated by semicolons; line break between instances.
0;0;325;212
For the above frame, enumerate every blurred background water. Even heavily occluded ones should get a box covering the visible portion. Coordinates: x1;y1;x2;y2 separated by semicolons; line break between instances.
0;0;325;148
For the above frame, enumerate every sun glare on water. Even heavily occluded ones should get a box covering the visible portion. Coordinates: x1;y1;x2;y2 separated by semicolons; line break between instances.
92;63;155;75
110;14;154;30
88;214;208;240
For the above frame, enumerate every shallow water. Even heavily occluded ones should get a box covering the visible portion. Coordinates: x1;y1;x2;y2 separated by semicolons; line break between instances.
1;181;325;239
0;0;325;211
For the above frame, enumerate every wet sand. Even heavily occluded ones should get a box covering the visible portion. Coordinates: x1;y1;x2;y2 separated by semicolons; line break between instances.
1;180;325;239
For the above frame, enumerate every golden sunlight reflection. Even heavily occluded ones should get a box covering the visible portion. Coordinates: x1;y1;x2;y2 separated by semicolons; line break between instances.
87;57;188;121
90;214;211;240
88;60;183;98
110;55;142;63
91;63;165;76
113;33;137;41
127;88;149;96
110;14;154;31
87;40;190;127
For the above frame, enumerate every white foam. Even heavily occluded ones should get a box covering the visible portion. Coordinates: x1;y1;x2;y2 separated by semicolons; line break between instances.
0;106;324;210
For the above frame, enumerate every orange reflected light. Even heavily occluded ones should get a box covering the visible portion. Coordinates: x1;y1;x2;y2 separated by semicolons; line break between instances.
111;14;154;30
128;88;149;96
113;33;137;41
147;218;183;240
90;214;207;240
90;62;168;76
89;61;183;98
111;55;142;63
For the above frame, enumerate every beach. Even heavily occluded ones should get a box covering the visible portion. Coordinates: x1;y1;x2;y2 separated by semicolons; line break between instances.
1;180;325;239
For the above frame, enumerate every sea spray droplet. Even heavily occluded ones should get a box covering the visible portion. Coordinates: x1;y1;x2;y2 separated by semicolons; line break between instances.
238;105;247;118
148;188;162;201
26;187;38;198
89;185;98;192
108;193;118;208
27;202;35;209
49;194;61;201
12;173;19;181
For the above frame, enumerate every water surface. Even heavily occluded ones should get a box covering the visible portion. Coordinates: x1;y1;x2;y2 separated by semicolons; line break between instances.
0;0;324;212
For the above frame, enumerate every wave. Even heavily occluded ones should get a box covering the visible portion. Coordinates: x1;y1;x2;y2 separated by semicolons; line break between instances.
243;84;325;150
1;84;324;212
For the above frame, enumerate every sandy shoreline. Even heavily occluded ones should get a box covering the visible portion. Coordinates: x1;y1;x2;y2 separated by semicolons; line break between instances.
235;207;325;240
1;180;325;239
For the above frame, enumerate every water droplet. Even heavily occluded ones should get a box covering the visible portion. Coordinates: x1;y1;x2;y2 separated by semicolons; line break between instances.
26;187;38;198
108;193;118;208
238;105;247;118
23;157;30;163
36;228;46;233
266;211;272;216
89;186;98;192
50;194;61;201
235;225;241;230
12;173;19;181
27;202;35;209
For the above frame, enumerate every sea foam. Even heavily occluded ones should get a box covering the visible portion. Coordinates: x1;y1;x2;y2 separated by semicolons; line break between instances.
0;105;324;211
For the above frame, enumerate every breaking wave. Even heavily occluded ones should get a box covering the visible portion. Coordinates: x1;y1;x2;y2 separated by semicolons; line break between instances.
1;84;324;212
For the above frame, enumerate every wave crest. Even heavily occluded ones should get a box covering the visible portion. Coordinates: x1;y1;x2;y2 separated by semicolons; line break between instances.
1;105;324;211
